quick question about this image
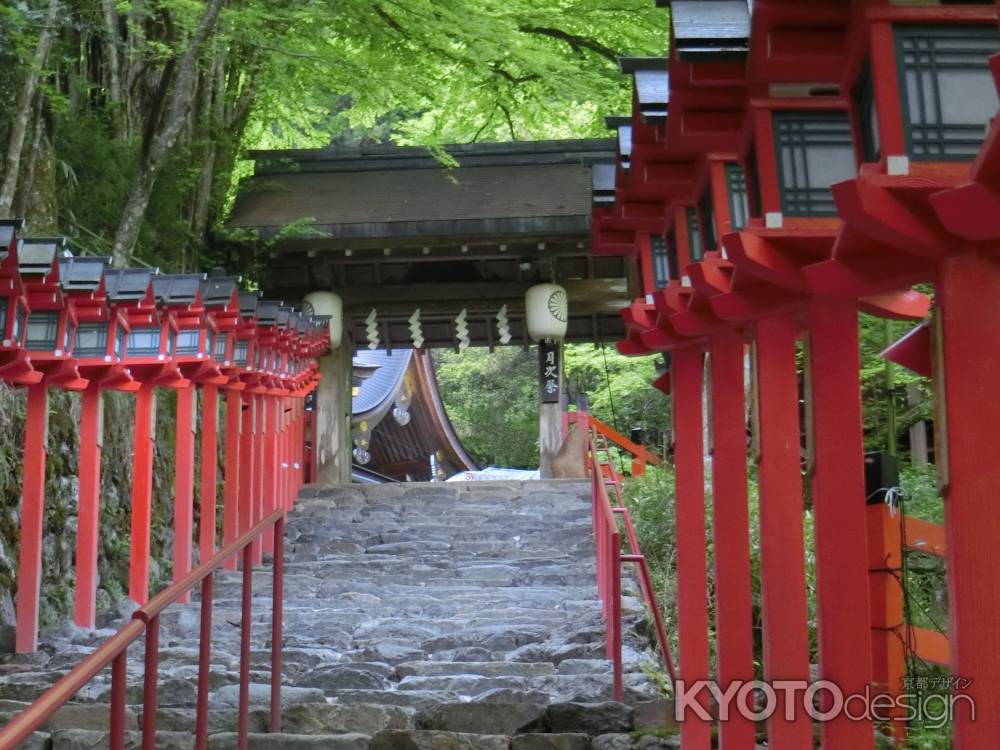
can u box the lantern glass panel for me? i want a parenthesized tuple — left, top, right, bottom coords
(114, 325, 126, 358)
(128, 326, 161, 356)
(234, 340, 249, 366)
(686, 207, 704, 262)
(773, 111, 856, 216)
(650, 235, 671, 290)
(725, 164, 750, 230)
(13, 304, 25, 343)
(0, 298, 7, 339)
(166, 331, 175, 356)
(25, 311, 59, 351)
(214, 332, 228, 360)
(75, 322, 109, 358)
(698, 186, 717, 253)
(64, 320, 75, 353)
(854, 61, 881, 163)
(896, 25, 1000, 161)
(176, 328, 200, 355)
(204, 331, 214, 357)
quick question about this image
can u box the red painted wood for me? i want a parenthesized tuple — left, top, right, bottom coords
(937, 251, 1000, 749)
(869, 22, 907, 163)
(638, 234, 656, 296)
(73, 385, 102, 628)
(251, 394, 264, 565)
(222, 388, 241, 571)
(173, 386, 195, 604)
(808, 299, 874, 750)
(262, 397, 277, 554)
(15, 383, 49, 653)
(754, 315, 812, 750)
(199, 384, 219, 564)
(672, 347, 712, 750)
(128, 382, 156, 604)
(709, 331, 756, 750)
(239, 395, 253, 545)
(867, 504, 907, 747)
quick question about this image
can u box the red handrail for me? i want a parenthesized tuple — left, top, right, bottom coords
(585, 417, 676, 702)
(569, 411, 661, 467)
(0, 507, 287, 750)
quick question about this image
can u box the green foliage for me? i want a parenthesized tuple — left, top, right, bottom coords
(432, 343, 669, 469)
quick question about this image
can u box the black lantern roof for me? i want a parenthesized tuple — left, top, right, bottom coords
(58, 255, 110, 292)
(0, 219, 23, 260)
(18, 237, 69, 276)
(105, 268, 155, 302)
(256, 300, 282, 326)
(239, 292, 260, 319)
(619, 58, 670, 123)
(201, 276, 239, 308)
(669, 1, 751, 60)
(277, 306, 294, 328)
(311, 315, 331, 334)
(152, 273, 204, 305)
(605, 116, 633, 169)
(592, 163, 617, 205)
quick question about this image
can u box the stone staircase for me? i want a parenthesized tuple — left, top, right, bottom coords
(0, 480, 677, 749)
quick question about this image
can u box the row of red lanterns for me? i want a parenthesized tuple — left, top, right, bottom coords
(0, 219, 330, 653)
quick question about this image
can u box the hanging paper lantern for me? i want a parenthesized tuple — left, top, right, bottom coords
(302, 291, 342, 348)
(525, 283, 568, 341)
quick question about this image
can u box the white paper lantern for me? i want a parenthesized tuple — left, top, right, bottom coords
(525, 283, 568, 341)
(302, 291, 343, 349)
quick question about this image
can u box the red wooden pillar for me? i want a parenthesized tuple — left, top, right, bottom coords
(936, 251, 1000, 749)
(709, 331, 756, 750)
(251, 393, 264, 564)
(199, 383, 219, 564)
(672, 347, 712, 750)
(282, 398, 291, 508)
(222, 387, 241, 571)
(867, 503, 907, 746)
(73, 385, 102, 628)
(173, 385, 196, 603)
(239, 393, 254, 544)
(808, 299, 874, 750)
(15, 383, 49, 653)
(262, 396, 276, 554)
(129, 382, 156, 604)
(754, 314, 812, 750)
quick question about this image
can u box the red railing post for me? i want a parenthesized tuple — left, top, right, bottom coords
(809, 299, 875, 750)
(672, 347, 712, 750)
(755, 315, 812, 748)
(199, 383, 219, 564)
(195, 574, 214, 750)
(141, 615, 160, 750)
(15, 382, 48, 653)
(937, 251, 1000, 748)
(270, 514, 285, 732)
(174, 385, 196, 603)
(223, 387, 242, 571)
(610, 526, 622, 702)
(129, 382, 156, 604)
(238, 544, 253, 750)
(110, 650, 127, 750)
(74, 384, 102, 629)
(708, 330, 756, 750)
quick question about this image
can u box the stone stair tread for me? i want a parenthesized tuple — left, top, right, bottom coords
(9, 480, 666, 744)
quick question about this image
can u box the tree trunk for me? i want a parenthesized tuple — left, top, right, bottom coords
(110, 0, 226, 265)
(0, 0, 60, 218)
(101, 0, 126, 139)
(13, 98, 45, 220)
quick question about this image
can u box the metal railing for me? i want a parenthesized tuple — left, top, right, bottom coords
(0, 508, 287, 750)
(583, 414, 676, 702)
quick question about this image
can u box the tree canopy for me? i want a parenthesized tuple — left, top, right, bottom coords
(0, 0, 662, 268)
